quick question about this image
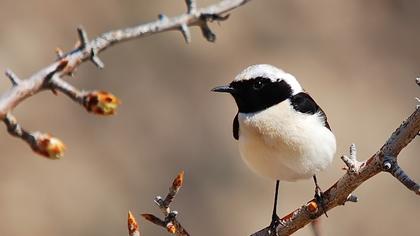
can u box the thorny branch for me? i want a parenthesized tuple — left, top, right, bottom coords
(251, 102, 420, 235)
(0, 0, 252, 158)
(131, 103, 418, 236)
(129, 171, 189, 236)
(129, 80, 418, 236)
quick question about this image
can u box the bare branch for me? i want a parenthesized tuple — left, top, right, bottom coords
(251, 106, 420, 236)
(142, 171, 190, 236)
(0, 0, 251, 119)
(0, 0, 252, 156)
(3, 113, 65, 159)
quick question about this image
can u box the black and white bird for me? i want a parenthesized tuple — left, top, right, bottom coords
(212, 64, 336, 229)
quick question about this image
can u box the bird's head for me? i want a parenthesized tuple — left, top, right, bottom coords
(212, 64, 303, 113)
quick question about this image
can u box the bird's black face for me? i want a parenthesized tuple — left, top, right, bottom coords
(212, 77, 293, 113)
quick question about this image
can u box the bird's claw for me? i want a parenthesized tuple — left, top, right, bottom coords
(314, 188, 328, 217)
(267, 214, 285, 236)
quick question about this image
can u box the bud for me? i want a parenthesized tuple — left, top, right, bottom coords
(128, 211, 140, 236)
(84, 91, 121, 115)
(172, 170, 185, 190)
(306, 201, 318, 214)
(34, 133, 66, 159)
(166, 222, 176, 234)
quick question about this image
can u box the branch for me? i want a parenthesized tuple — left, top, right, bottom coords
(140, 171, 190, 236)
(251, 106, 420, 236)
(3, 113, 65, 159)
(0, 0, 251, 157)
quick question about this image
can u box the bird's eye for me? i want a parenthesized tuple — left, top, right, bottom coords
(253, 80, 264, 90)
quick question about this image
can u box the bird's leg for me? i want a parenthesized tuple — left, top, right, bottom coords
(268, 180, 283, 235)
(313, 175, 328, 217)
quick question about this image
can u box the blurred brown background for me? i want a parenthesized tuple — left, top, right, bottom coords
(0, 0, 419, 235)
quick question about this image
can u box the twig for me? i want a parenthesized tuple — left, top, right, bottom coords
(3, 113, 65, 159)
(251, 106, 420, 236)
(141, 171, 189, 236)
(0, 0, 251, 157)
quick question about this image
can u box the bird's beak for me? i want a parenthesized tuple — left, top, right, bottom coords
(211, 85, 235, 93)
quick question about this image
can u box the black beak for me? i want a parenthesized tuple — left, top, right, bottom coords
(211, 85, 235, 93)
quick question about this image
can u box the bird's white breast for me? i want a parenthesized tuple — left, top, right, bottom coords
(237, 101, 336, 181)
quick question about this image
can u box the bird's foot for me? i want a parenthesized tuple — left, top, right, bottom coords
(267, 213, 284, 236)
(314, 187, 328, 217)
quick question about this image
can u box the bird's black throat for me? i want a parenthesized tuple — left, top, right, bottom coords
(229, 77, 293, 113)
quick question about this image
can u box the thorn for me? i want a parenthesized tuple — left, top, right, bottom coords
(158, 14, 169, 22)
(5, 69, 21, 86)
(76, 26, 89, 49)
(199, 22, 216, 42)
(55, 47, 65, 59)
(341, 143, 362, 174)
(201, 13, 230, 22)
(346, 194, 358, 203)
(180, 24, 192, 44)
(416, 77, 420, 86)
(349, 143, 357, 160)
(198, 13, 229, 42)
(51, 88, 58, 96)
(90, 48, 105, 69)
(185, 0, 197, 14)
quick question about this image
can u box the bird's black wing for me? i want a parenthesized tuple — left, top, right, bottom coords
(233, 112, 239, 140)
(290, 92, 331, 130)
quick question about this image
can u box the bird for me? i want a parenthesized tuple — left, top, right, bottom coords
(212, 64, 336, 230)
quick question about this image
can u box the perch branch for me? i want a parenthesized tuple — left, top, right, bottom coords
(0, 0, 251, 157)
(141, 171, 190, 236)
(251, 106, 420, 236)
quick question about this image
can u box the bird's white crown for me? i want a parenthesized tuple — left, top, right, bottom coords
(234, 64, 303, 95)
